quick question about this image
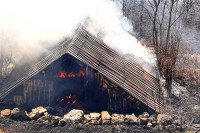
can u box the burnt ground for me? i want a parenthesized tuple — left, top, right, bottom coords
(0, 118, 170, 133)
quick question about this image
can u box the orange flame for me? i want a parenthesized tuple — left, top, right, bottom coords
(56, 70, 85, 78)
(76, 70, 85, 77)
(57, 94, 78, 107)
(57, 71, 67, 78)
(66, 95, 72, 99)
(72, 99, 77, 104)
(68, 72, 76, 78)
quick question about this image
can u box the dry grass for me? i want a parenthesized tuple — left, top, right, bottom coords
(174, 54, 200, 88)
(140, 39, 200, 88)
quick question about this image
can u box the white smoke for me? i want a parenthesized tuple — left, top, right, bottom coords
(0, 0, 156, 70)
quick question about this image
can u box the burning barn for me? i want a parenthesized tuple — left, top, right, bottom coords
(0, 27, 164, 114)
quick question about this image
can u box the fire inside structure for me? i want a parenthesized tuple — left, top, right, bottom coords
(0, 27, 164, 114)
(4, 54, 149, 114)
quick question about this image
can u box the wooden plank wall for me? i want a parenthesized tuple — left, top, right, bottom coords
(0, 26, 164, 113)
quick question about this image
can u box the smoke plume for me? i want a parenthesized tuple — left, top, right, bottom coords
(0, 0, 156, 73)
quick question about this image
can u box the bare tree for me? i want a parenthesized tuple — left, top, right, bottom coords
(140, 0, 192, 95)
(182, 0, 200, 29)
(114, 0, 197, 94)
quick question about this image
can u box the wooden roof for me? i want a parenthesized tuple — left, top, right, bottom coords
(0, 27, 164, 113)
